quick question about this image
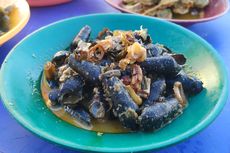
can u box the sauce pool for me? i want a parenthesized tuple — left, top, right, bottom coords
(41, 73, 129, 133)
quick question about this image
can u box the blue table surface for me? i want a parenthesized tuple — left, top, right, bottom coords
(0, 0, 230, 153)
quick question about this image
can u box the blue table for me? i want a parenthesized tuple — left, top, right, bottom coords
(0, 0, 229, 153)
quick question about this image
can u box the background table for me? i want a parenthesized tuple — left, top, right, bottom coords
(0, 0, 229, 153)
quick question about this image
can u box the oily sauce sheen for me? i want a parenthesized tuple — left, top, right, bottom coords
(41, 74, 129, 133)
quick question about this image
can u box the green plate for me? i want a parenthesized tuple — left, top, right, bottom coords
(0, 14, 228, 152)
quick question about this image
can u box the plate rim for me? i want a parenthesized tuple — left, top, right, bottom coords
(27, 0, 72, 7)
(0, 13, 229, 152)
(0, 0, 30, 45)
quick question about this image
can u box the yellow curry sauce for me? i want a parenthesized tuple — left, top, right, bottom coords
(41, 73, 129, 133)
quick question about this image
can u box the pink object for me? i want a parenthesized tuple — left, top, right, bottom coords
(105, 0, 230, 25)
(27, 0, 72, 7)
